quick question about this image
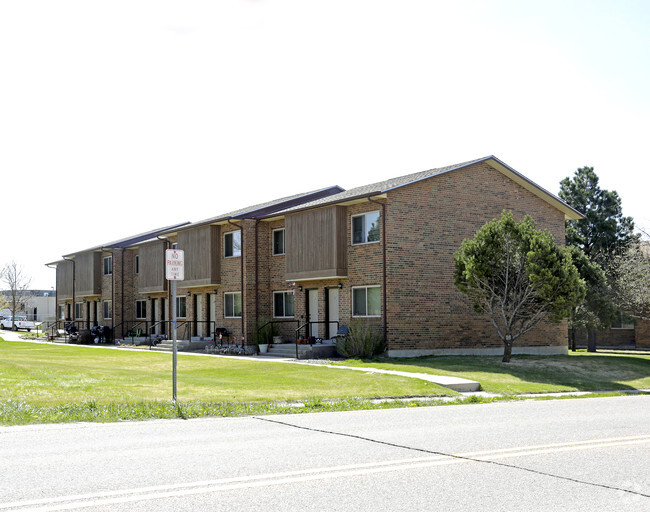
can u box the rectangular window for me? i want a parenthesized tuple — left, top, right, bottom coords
(352, 286, 381, 317)
(75, 302, 83, 319)
(175, 296, 186, 318)
(611, 312, 634, 329)
(135, 255, 140, 275)
(103, 300, 112, 320)
(224, 292, 242, 318)
(224, 230, 242, 258)
(58, 304, 65, 320)
(273, 291, 295, 318)
(272, 228, 285, 256)
(172, 242, 178, 249)
(103, 255, 113, 275)
(352, 211, 381, 245)
(136, 300, 147, 319)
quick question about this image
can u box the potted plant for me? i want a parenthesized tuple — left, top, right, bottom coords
(255, 317, 278, 353)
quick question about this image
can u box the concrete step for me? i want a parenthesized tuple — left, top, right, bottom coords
(260, 343, 337, 359)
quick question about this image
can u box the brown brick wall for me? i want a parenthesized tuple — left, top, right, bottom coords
(384, 162, 568, 353)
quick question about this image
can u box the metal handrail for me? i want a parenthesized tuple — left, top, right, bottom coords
(294, 320, 339, 359)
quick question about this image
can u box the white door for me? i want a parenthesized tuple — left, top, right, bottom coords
(153, 299, 159, 334)
(328, 288, 339, 338)
(196, 295, 204, 337)
(308, 289, 319, 338)
(209, 293, 217, 339)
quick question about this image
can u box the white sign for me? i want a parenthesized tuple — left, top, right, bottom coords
(165, 249, 185, 281)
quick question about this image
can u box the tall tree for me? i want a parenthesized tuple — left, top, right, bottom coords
(454, 212, 585, 362)
(610, 246, 650, 321)
(559, 167, 638, 262)
(1, 261, 32, 330)
(565, 246, 617, 352)
(559, 166, 639, 351)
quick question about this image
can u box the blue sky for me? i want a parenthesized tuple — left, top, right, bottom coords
(1, 0, 649, 288)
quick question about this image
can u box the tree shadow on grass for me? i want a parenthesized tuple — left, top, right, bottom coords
(365, 351, 650, 393)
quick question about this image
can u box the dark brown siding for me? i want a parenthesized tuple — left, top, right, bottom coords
(56, 261, 74, 299)
(178, 225, 220, 287)
(286, 206, 347, 281)
(139, 241, 168, 294)
(75, 252, 102, 297)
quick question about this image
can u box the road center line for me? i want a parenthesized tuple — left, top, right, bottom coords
(2, 435, 649, 511)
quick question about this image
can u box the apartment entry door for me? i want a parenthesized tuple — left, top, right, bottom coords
(327, 288, 339, 339)
(307, 289, 319, 338)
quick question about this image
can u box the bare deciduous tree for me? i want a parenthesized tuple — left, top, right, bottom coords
(1, 261, 32, 329)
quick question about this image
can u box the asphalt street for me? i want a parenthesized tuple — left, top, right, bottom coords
(1, 395, 648, 511)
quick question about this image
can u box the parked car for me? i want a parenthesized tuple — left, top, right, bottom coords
(0, 315, 35, 331)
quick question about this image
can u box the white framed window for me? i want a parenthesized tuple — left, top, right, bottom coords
(224, 230, 242, 258)
(75, 302, 83, 319)
(272, 228, 285, 256)
(175, 296, 186, 318)
(224, 292, 242, 318)
(103, 300, 112, 320)
(136, 300, 147, 319)
(352, 286, 381, 317)
(273, 291, 295, 318)
(58, 304, 65, 320)
(352, 211, 381, 245)
(135, 255, 139, 275)
(103, 255, 113, 275)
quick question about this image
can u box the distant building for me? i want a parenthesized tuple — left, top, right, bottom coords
(0, 290, 56, 322)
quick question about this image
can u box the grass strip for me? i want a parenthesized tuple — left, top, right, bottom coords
(334, 350, 650, 394)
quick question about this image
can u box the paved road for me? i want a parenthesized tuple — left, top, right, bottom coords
(1, 396, 648, 511)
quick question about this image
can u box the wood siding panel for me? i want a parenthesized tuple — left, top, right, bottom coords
(56, 261, 74, 299)
(139, 241, 167, 293)
(286, 206, 347, 281)
(75, 252, 102, 296)
(178, 225, 220, 287)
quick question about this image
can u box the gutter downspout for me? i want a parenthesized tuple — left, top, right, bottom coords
(368, 196, 388, 346)
(157, 236, 171, 334)
(63, 256, 75, 323)
(46, 263, 58, 329)
(255, 220, 260, 326)
(228, 218, 245, 343)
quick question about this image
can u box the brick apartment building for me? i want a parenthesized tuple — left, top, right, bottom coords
(48, 156, 600, 356)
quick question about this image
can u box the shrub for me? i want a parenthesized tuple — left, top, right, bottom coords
(337, 321, 386, 359)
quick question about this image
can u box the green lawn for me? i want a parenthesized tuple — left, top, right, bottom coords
(337, 350, 650, 394)
(0, 340, 450, 406)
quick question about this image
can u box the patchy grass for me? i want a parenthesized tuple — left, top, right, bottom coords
(336, 350, 650, 394)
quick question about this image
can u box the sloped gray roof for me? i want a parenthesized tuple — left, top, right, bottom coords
(187, 185, 344, 227)
(270, 155, 583, 220)
(272, 157, 486, 215)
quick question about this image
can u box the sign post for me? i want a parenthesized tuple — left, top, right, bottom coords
(165, 249, 184, 404)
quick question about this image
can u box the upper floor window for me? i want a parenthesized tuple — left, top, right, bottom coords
(352, 285, 381, 317)
(273, 291, 295, 318)
(103, 255, 113, 275)
(136, 300, 147, 319)
(352, 211, 380, 245)
(273, 228, 285, 256)
(225, 230, 242, 258)
(134, 255, 140, 275)
(224, 292, 242, 318)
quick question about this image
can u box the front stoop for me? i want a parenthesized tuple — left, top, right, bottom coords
(260, 343, 338, 360)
